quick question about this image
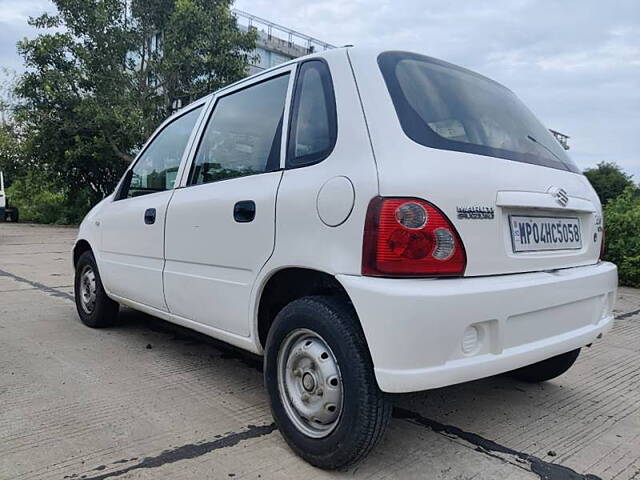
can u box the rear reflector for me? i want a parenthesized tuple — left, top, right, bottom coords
(362, 197, 466, 277)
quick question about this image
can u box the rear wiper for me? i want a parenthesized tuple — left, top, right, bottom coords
(527, 135, 566, 167)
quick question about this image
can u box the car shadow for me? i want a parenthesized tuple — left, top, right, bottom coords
(106, 307, 579, 477)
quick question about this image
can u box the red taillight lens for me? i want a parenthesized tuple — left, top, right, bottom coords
(362, 197, 467, 277)
(600, 229, 606, 260)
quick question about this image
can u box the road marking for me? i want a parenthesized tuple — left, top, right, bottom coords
(71, 423, 277, 480)
(0, 268, 73, 301)
(394, 407, 602, 480)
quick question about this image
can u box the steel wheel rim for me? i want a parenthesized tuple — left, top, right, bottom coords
(79, 265, 97, 315)
(277, 328, 344, 438)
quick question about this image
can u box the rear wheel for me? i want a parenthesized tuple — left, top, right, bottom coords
(265, 296, 391, 469)
(5, 208, 18, 222)
(510, 348, 581, 383)
(74, 250, 119, 328)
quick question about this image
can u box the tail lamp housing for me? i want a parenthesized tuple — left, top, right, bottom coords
(362, 197, 467, 277)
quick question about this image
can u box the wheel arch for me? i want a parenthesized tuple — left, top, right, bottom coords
(72, 239, 93, 269)
(255, 267, 360, 350)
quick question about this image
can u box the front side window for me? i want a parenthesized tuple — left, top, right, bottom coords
(189, 74, 290, 185)
(378, 51, 580, 173)
(125, 106, 202, 198)
(287, 60, 337, 168)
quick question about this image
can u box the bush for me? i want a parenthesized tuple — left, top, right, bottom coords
(603, 186, 640, 287)
(5, 172, 91, 225)
(584, 162, 635, 205)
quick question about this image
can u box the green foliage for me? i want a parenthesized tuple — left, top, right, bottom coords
(6, 171, 92, 224)
(603, 186, 640, 287)
(0, 124, 22, 184)
(6, 173, 64, 224)
(584, 162, 635, 205)
(13, 0, 256, 214)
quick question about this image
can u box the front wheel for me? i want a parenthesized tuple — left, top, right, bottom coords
(264, 296, 391, 469)
(74, 250, 119, 328)
(510, 348, 581, 383)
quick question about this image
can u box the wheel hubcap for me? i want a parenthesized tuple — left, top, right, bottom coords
(277, 328, 343, 438)
(79, 265, 97, 315)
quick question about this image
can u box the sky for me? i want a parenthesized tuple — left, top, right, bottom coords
(1, 0, 639, 179)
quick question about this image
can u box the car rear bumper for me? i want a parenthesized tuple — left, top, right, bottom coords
(337, 261, 617, 393)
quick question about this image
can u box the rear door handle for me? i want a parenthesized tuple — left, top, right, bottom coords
(234, 201, 255, 223)
(144, 208, 156, 225)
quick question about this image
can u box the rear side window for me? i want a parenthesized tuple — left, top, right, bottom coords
(189, 74, 289, 185)
(124, 106, 202, 198)
(378, 51, 580, 173)
(287, 60, 337, 168)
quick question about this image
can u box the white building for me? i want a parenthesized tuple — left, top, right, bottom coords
(233, 9, 334, 74)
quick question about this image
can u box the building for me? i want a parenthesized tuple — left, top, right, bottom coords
(232, 9, 335, 75)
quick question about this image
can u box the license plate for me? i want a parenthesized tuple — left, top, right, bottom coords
(509, 215, 582, 252)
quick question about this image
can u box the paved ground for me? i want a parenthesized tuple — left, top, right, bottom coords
(1, 223, 639, 480)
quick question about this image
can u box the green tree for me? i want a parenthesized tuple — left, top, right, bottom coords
(14, 0, 256, 212)
(584, 162, 635, 205)
(603, 187, 640, 287)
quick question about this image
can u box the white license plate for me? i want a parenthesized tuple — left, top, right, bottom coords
(509, 215, 582, 252)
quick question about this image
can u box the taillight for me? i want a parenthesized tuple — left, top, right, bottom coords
(362, 197, 467, 277)
(600, 228, 606, 260)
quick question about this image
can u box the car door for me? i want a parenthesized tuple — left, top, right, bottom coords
(98, 102, 205, 310)
(163, 66, 294, 336)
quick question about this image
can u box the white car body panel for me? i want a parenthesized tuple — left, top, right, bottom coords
(164, 170, 283, 336)
(99, 190, 172, 310)
(163, 64, 296, 337)
(0, 172, 6, 209)
(74, 47, 618, 393)
(339, 261, 616, 392)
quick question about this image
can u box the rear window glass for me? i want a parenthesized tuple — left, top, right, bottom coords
(287, 60, 337, 167)
(378, 51, 580, 173)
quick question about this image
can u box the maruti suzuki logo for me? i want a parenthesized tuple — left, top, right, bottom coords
(549, 187, 569, 207)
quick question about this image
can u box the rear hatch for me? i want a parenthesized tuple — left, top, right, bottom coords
(351, 49, 602, 276)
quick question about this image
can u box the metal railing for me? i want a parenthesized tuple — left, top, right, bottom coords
(549, 129, 570, 150)
(232, 9, 335, 53)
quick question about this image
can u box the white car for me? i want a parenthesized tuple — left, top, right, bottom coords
(73, 47, 617, 469)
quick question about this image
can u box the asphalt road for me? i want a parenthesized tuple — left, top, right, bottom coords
(1, 223, 639, 480)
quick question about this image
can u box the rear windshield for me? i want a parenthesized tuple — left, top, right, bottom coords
(378, 51, 580, 173)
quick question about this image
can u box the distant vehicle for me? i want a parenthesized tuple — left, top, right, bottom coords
(72, 47, 617, 469)
(0, 172, 19, 222)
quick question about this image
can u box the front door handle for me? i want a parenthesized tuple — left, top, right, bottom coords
(144, 208, 156, 225)
(234, 201, 255, 223)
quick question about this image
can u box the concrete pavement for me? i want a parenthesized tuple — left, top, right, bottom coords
(1, 223, 639, 480)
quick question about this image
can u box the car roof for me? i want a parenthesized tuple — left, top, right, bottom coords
(171, 45, 510, 119)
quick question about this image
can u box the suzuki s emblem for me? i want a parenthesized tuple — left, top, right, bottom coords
(549, 187, 569, 207)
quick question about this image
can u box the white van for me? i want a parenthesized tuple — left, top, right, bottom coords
(73, 48, 617, 468)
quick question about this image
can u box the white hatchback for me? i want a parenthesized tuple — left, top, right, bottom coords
(73, 47, 617, 468)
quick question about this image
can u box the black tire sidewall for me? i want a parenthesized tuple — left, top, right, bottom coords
(74, 251, 116, 328)
(265, 296, 384, 467)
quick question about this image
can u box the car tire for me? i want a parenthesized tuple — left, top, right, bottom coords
(74, 250, 119, 328)
(5, 208, 18, 222)
(264, 296, 391, 469)
(510, 348, 581, 383)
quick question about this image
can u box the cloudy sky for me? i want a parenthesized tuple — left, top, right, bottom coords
(1, 0, 639, 179)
